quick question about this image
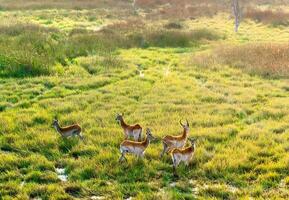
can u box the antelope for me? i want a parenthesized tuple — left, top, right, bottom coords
(52, 119, 83, 140)
(171, 138, 197, 176)
(160, 119, 189, 158)
(115, 113, 142, 141)
(119, 128, 155, 162)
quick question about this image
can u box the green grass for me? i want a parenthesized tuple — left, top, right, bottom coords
(0, 5, 289, 200)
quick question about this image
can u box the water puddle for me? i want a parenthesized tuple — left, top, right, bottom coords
(1, 150, 12, 154)
(227, 185, 239, 193)
(169, 182, 176, 187)
(91, 196, 105, 200)
(20, 181, 25, 188)
(55, 167, 68, 182)
(139, 70, 145, 78)
(279, 179, 286, 188)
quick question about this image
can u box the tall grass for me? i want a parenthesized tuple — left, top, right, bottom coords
(244, 7, 289, 26)
(143, 29, 221, 47)
(0, 22, 221, 77)
(0, 24, 63, 77)
(193, 43, 289, 78)
(146, 3, 226, 20)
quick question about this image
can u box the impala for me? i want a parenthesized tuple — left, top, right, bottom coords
(115, 113, 142, 141)
(171, 138, 197, 176)
(119, 128, 155, 162)
(160, 119, 189, 158)
(52, 119, 83, 140)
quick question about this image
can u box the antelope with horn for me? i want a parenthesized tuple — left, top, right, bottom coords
(171, 138, 197, 176)
(115, 113, 142, 141)
(52, 119, 84, 140)
(119, 128, 155, 162)
(160, 119, 189, 158)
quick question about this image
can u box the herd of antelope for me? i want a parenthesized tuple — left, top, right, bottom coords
(52, 114, 196, 176)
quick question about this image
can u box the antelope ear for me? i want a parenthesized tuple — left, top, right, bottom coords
(186, 119, 189, 127)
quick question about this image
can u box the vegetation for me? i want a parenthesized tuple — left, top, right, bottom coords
(192, 43, 289, 78)
(0, 20, 221, 77)
(244, 7, 289, 26)
(0, 1, 289, 199)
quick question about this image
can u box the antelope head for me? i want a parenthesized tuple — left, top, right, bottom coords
(51, 118, 59, 128)
(188, 138, 197, 147)
(180, 119, 189, 132)
(115, 113, 124, 123)
(146, 128, 156, 141)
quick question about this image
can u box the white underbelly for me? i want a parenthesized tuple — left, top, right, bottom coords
(174, 153, 191, 162)
(181, 154, 190, 161)
(63, 130, 77, 137)
(171, 140, 185, 149)
(126, 129, 141, 137)
(122, 146, 143, 155)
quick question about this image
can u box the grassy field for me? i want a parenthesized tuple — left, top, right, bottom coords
(0, 1, 289, 199)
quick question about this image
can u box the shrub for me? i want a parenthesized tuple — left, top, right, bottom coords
(164, 21, 183, 29)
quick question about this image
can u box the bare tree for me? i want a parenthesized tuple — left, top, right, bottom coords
(132, 0, 137, 13)
(232, 0, 241, 32)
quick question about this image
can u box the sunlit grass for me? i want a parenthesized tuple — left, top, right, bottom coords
(1, 47, 289, 199)
(0, 6, 289, 200)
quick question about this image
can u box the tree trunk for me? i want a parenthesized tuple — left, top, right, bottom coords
(232, 0, 240, 32)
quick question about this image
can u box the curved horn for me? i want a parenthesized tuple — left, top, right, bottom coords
(186, 119, 189, 126)
(179, 120, 184, 126)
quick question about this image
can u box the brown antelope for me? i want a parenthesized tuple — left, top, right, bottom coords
(160, 119, 189, 158)
(171, 138, 197, 176)
(115, 113, 142, 141)
(119, 128, 155, 162)
(52, 119, 83, 140)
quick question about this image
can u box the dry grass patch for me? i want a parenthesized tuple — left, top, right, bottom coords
(193, 43, 289, 78)
(0, 0, 130, 10)
(244, 7, 289, 26)
(146, 3, 227, 20)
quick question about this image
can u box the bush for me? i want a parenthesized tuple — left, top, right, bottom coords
(164, 21, 183, 29)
